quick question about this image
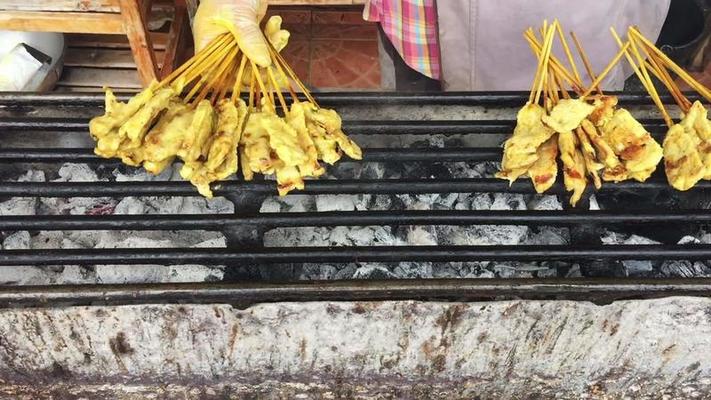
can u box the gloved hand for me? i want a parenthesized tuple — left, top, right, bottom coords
(193, 0, 271, 67)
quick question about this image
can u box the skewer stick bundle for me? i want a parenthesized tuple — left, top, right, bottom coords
(89, 16, 362, 198)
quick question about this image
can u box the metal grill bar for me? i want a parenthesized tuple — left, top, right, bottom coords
(0, 91, 701, 107)
(0, 147, 502, 163)
(0, 118, 673, 134)
(0, 210, 709, 231)
(0, 279, 708, 306)
(1, 245, 710, 266)
(0, 178, 696, 197)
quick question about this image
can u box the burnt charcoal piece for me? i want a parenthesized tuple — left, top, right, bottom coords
(596, 187, 709, 244)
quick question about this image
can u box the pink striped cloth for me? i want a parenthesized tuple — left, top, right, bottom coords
(363, 0, 441, 80)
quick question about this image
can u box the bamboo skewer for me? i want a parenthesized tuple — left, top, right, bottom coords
(268, 66, 290, 116)
(570, 31, 602, 95)
(524, 30, 584, 94)
(231, 54, 248, 104)
(582, 41, 631, 98)
(634, 36, 692, 111)
(267, 41, 317, 106)
(609, 28, 672, 127)
(157, 33, 231, 88)
(534, 24, 557, 105)
(555, 21, 582, 85)
(251, 60, 274, 111)
(629, 27, 711, 103)
(178, 35, 235, 88)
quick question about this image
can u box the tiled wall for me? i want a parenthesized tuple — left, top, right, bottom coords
(268, 7, 382, 90)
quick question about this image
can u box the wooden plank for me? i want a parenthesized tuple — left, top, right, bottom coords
(0, 11, 124, 34)
(0, 0, 120, 12)
(140, 0, 153, 20)
(119, 0, 158, 85)
(66, 32, 169, 50)
(160, 0, 188, 78)
(65, 47, 164, 68)
(58, 67, 142, 89)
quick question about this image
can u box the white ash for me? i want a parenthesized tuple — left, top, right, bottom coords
(0, 163, 228, 285)
(1, 155, 710, 283)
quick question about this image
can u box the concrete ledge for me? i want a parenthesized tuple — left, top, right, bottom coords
(0, 298, 708, 398)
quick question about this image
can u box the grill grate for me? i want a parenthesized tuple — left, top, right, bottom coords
(0, 91, 709, 306)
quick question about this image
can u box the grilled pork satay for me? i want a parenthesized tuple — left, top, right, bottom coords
(497, 22, 558, 186)
(601, 108, 662, 182)
(181, 99, 247, 198)
(496, 103, 555, 183)
(89, 16, 361, 198)
(287, 101, 325, 178)
(558, 130, 587, 206)
(90, 82, 158, 154)
(575, 126, 603, 189)
(142, 102, 194, 174)
(527, 134, 559, 193)
(580, 119, 627, 182)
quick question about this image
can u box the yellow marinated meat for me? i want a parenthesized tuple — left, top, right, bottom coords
(588, 95, 618, 127)
(527, 134, 558, 193)
(663, 123, 704, 191)
(240, 145, 254, 181)
(141, 102, 194, 174)
(600, 108, 662, 182)
(288, 102, 325, 178)
(242, 112, 278, 174)
(542, 98, 595, 133)
(681, 101, 711, 179)
(90, 82, 157, 147)
(265, 113, 308, 167)
(275, 164, 304, 196)
(205, 99, 247, 174)
(558, 131, 587, 206)
(575, 126, 604, 189)
(309, 121, 341, 165)
(304, 105, 362, 161)
(118, 87, 176, 151)
(181, 99, 247, 198)
(177, 100, 215, 162)
(580, 119, 627, 182)
(496, 103, 554, 183)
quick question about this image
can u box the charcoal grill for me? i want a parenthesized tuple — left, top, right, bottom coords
(0, 91, 710, 307)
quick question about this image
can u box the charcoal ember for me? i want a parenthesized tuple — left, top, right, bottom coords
(528, 195, 563, 211)
(601, 232, 659, 276)
(393, 262, 433, 278)
(2, 231, 30, 249)
(353, 264, 395, 279)
(114, 197, 147, 214)
(260, 197, 282, 213)
(357, 162, 386, 179)
(528, 227, 569, 245)
(406, 226, 438, 245)
(660, 261, 711, 278)
(316, 195, 357, 212)
(333, 264, 357, 280)
(301, 264, 339, 280)
(435, 193, 459, 209)
(494, 263, 534, 278)
(0, 170, 44, 216)
(41, 163, 111, 215)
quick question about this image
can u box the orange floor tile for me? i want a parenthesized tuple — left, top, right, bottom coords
(270, 7, 381, 90)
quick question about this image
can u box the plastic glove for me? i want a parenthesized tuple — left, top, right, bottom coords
(193, 0, 271, 67)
